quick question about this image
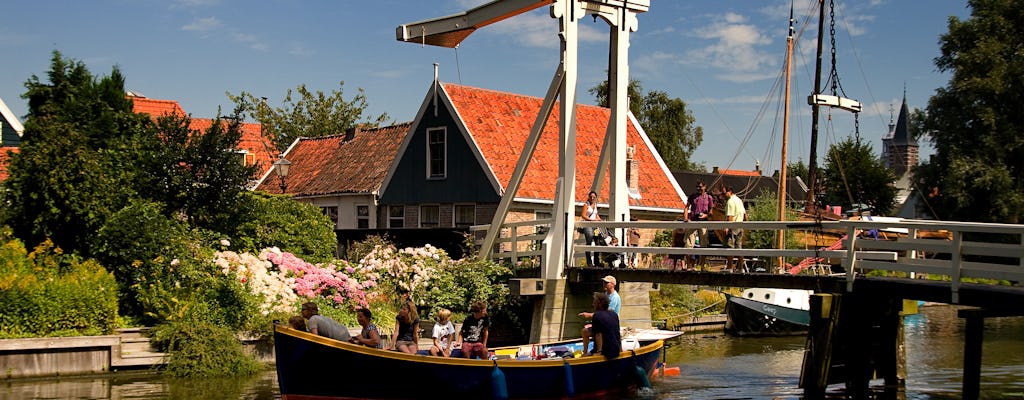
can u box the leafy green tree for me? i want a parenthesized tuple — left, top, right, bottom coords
(589, 79, 704, 171)
(2, 51, 140, 254)
(228, 82, 390, 151)
(821, 137, 897, 216)
(788, 159, 809, 185)
(131, 111, 258, 231)
(913, 0, 1024, 223)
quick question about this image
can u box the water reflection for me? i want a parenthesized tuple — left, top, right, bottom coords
(1, 370, 280, 400)
(3, 305, 1022, 399)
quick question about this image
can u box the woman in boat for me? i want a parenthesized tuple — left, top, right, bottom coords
(391, 301, 420, 354)
(349, 308, 382, 348)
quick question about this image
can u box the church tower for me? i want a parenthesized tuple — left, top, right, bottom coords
(882, 93, 919, 177)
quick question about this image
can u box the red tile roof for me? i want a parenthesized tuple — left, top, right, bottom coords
(441, 83, 685, 210)
(0, 147, 19, 181)
(256, 123, 412, 195)
(130, 95, 276, 176)
(717, 169, 762, 177)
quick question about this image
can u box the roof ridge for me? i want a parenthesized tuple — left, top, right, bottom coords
(441, 82, 613, 113)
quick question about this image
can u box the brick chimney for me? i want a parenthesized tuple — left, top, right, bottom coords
(344, 124, 363, 142)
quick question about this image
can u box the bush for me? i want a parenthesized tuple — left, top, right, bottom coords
(649, 284, 728, 330)
(92, 200, 197, 319)
(151, 309, 262, 378)
(231, 192, 338, 264)
(0, 233, 118, 338)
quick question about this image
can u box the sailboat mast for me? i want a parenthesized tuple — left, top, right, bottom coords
(805, 0, 826, 212)
(777, 2, 795, 270)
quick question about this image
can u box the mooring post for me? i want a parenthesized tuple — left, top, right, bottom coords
(960, 309, 984, 400)
(878, 299, 909, 396)
(800, 293, 840, 398)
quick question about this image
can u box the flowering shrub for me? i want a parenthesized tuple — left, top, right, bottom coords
(213, 249, 297, 315)
(261, 247, 372, 309)
(360, 244, 446, 306)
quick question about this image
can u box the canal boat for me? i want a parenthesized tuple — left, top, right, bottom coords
(724, 288, 811, 336)
(273, 324, 664, 399)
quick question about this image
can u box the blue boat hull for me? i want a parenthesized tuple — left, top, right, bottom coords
(274, 325, 663, 399)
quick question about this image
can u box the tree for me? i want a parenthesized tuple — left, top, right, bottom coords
(2, 51, 140, 253)
(589, 79, 704, 171)
(821, 137, 897, 216)
(228, 82, 390, 152)
(787, 159, 809, 185)
(130, 111, 258, 231)
(913, 0, 1024, 223)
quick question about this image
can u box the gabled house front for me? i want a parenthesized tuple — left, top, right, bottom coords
(378, 79, 687, 250)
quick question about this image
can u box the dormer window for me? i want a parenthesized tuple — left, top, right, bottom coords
(427, 127, 446, 179)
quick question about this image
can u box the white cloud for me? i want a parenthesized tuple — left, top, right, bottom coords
(233, 32, 268, 52)
(181, 16, 222, 32)
(288, 45, 314, 57)
(686, 13, 774, 73)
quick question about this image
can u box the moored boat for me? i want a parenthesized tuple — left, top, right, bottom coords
(724, 288, 811, 336)
(273, 324, 664, 399)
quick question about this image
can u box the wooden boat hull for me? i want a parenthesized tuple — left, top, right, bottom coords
(274, 325, 663, 399)
(724, 293, 810, 336)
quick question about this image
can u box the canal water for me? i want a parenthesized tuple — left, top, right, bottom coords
(3, 304, 1022, 399)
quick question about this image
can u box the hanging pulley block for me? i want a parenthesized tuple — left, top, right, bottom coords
(807, 94, 862, 113)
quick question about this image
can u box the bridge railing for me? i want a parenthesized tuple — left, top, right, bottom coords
(469, 219, 551, 265)
(577, 220, 899, 269)
(839, 219, 1024, 303)
(471, 219, 1023, 303)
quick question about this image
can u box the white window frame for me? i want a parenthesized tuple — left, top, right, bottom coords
(356, 205, 370, 229)
(427, 127, 447, 179)
(388, 205, 405, 228)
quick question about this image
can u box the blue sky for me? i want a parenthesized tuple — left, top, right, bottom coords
(1, 1, 969, 172)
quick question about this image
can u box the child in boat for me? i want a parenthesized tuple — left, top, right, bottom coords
(429, 308, 457, 357)
(459, 301, 490, 359)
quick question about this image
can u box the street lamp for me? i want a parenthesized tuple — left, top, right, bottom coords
(272, 155, 291, 194)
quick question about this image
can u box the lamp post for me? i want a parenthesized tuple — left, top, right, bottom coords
(272, 155, 291, 194)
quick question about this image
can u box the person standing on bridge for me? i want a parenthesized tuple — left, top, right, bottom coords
(580, 191, 602, 267)
(685, 180, 715, 270)
(724, 185, 747, 272)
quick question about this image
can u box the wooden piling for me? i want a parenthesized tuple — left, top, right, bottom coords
(959, 309, 985, 400)
(800, 293, 840, 398)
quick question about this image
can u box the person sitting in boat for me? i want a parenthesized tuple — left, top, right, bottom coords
(582, 292, 621, 357)
(288, 315, 307, 331)
(349, 307, 382, 349)
(579, 275, 621, 354)
(301, 302, 351, 342)
(429, 308, 457, 357)
(391, 300, 420, 354)
(458, 301, 490, 359)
